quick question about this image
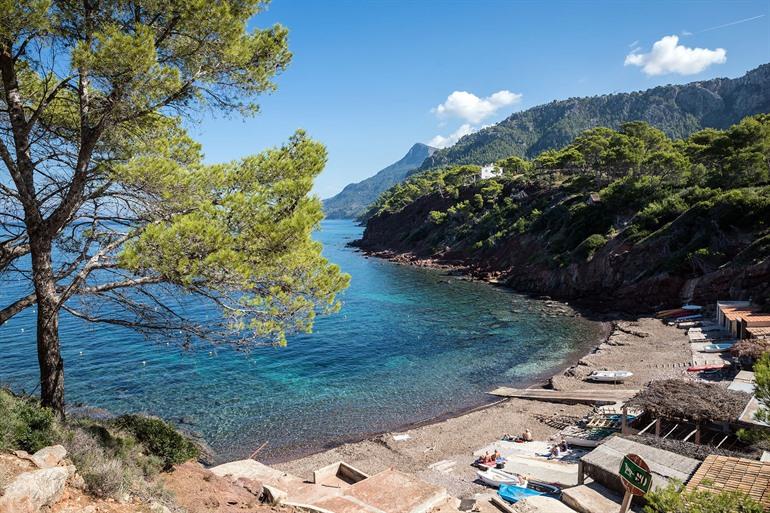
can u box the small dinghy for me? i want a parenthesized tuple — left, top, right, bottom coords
(588, 370, 633, 383)
(498, 484, 542, 503)
(687, 362, 731, 372)
(476, 468, 527, 488)
(527, 480, 562, 497)
(700, 343, 734, 353)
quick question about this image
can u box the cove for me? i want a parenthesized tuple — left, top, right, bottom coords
(0, 219, 603, 463)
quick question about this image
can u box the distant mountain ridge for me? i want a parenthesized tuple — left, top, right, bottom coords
(418, 63, 770, 171)
(323, 143, 436, 219)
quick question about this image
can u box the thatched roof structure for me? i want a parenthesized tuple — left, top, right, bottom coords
(731, 338, 770, 360)
(628, 379, 751, 423)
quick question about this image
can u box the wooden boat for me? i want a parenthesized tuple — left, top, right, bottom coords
(527, 480, 561, 497)
(588, 370, 633, 382)
(666, 314, 703, 325)
(498, 484, 542, 503)
(687, 362, 731, 372)
(700, 343, 734, 353)
(476, 468, 527, 488)
(656, 308, 687, 319)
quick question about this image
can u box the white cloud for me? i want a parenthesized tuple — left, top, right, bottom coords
(624, 35, 726, 76)
(428, 123, 477, 149)
(432, 90, 522, 124)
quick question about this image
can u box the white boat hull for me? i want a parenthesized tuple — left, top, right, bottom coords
(477, 468, 527, 488)
(588, 371, 633, 382)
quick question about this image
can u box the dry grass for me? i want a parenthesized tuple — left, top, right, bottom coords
(731, 339, 770, 360)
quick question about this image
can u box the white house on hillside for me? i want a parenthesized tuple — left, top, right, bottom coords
(480, 164, 503, 180)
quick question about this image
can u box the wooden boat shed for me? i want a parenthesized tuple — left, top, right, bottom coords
(578, 436, 700, 495)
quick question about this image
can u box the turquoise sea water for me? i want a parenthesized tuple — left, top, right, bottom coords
(0, 220, 603, 462)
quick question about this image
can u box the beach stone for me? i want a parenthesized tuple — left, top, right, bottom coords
(0, 466, 70, 513)
(30, 445, 67, 468)
(262, 484, 287, 505)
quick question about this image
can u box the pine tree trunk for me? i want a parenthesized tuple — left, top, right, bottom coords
(30, 237, 65, 417)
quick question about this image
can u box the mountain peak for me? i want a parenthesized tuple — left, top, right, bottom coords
(323, 143, 434, 219)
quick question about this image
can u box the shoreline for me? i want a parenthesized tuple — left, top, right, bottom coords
(270, 250, 692, 499)
(273, 316, 692, 499)
(260, 285, 613, 467)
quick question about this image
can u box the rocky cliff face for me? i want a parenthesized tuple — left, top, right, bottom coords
(357, 187, 770, 312)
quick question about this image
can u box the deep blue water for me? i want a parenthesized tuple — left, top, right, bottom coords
(0, 220, 602, 462)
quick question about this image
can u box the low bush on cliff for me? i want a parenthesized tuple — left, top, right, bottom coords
(0, 389, 198, 501)
(0, 389, 59, 453)
(114, 415, 199, 470)
(643, 481, 763, 513)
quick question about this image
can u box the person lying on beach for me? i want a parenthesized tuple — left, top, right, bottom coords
(548, 444, 561, 458)
(558, 437, 569, 452)
(502, 428, 533, 443)
(477, 451, 495, 465)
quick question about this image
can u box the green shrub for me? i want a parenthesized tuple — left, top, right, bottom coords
(643, 481, 763, 513)
(573, 234, 607, 261)
(114, 415, 198, 469)
(0, 389, 58, 453)
(428, 210, 447, 224)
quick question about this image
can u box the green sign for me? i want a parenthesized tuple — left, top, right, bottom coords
(619, 454, 652, 496)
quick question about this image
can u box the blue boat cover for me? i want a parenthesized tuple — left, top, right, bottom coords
(498, 483, 543, 503)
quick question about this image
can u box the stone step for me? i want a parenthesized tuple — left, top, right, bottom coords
(428, 459, 457, 473)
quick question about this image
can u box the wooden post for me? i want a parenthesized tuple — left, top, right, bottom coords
(578, 460, 585, 485)
(655, 418, 661, 437)
(619, 491, 633, 513)
(695, 421, 701, 445)
(621, 405, 628, 435)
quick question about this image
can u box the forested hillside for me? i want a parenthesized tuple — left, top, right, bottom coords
(358, 115, 770, 311)
(419, 64, 770, 171)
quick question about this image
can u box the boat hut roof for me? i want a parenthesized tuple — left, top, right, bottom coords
(628, 379, 751, 423)
(747, 327, 770, 338)
(723, 306, 760, 321)
(581, 436, 700, 493)
(687, 455, 770, 510)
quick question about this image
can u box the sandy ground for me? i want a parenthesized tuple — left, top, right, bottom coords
(275, 317, 694, 500)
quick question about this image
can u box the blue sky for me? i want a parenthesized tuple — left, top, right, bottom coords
(189, 0, 770, 199)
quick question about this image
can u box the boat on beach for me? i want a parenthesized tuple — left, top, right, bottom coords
(687, 362, 731, 372)
(700, 343, 735, 353)
(497, 481, 561, 503)
(588, 370, 633, 382)
(476, 468, 528, 488)
(498, 483, 542, 503)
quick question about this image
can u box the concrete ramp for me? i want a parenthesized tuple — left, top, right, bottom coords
(307, 468, 450, 513)
(518, 495, 578, 513)
(475, 441, 580, 486)
(489, 388, 638, 405)
(562, 483, 623, 513)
